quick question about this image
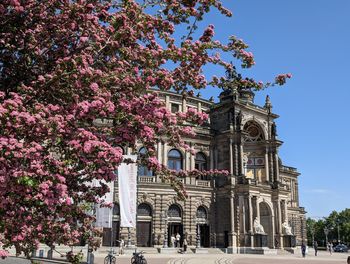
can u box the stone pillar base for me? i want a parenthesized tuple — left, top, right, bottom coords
(192, 248, 208, 254)
(158, 248, 179, 254)
(240, 247, 278, 255)
(225, 247, 239, 254)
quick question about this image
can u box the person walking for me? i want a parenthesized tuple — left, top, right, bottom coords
(301, 243, 306, 258)
(328, 242, 333, 255)
(183, 237, 188, 253)
(171, 234, 175, 248)
(118, 238, 125, 255)
(313, 241, 318, 256)
(347, 256, 350, 264)
(176, 233, 181, 248)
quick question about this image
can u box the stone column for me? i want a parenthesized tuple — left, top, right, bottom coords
(165, 95, 170, 109)
(295, 182, 300, 206)
(269, 152, 274, 182)
(198, 102, 202, 113)
(163, 142, 168, 166)
(229, 139, 234, 175)
(155, 195, 162, 246)
(248, 195, 254, 247)
(282, 200, 288, 223)
(185, 149, 190, 185)
(238, 195, 247, 247)
(190, 145, 195, 185)
(274, 153, 280, 182)
(264, 148, 269, 182)
(255, 197, 260, 221)
(182, 97, 187, 112)
(209, 148, 214, 170)
(156, 141, 162, 183)
(276, 199, 283, 248)
(239, 144, 244, 175)
(229, 192, 237, 249)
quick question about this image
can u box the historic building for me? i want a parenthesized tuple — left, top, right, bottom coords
(103, 88, 306, 253)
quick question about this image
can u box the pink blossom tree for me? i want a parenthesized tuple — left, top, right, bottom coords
(0, 0, 291, 257)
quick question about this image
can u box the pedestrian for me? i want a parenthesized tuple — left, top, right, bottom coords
(117, 238, 124, 255)
(171, 234, 175, 248)
(313, 241, 318, 256)
(328, 242, 333, 255)
(347, 256, 350, 264)
(183, 237, 188, 253)
(301, 243, 306, 258)
(176, 233, 181, 248)
(274, 237, 279, 248)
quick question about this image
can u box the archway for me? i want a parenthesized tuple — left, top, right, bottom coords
(136, 203, 153, 247)
(196, 206, 210, 247)
(167, 204, 183, 247)
(102, 203, 120, 247)
(259, 202, 273, 248)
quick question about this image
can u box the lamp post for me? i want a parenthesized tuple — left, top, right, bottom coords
(160, 210, 168, 248)
(324, 227, 329, 246)
(336, 219, 341, 243)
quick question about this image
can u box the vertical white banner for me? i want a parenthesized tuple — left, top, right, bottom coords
(118, 155, 137, 228)
(94, 179, 114, 228)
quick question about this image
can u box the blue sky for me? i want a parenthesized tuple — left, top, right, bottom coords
(192, 0, 350, 217)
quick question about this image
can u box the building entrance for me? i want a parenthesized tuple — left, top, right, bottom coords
(137, 221, 152, 247)
(259, 202, 273, 248)
(199, 224, 210, 247)
(168, 223, 183, 247)
(102, 221, 120, 246)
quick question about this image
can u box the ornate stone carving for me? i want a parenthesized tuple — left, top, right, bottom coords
(254, 217, 265, 234)
(282, 221, 293, 235)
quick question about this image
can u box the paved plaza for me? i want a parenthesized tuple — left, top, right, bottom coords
(1, 250, 349, 264)
(100, 251, 349, 264)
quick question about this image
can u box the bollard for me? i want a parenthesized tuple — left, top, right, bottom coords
(87, 252, 94, 264)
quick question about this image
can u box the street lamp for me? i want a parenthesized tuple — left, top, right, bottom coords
(160, 210, 168, 248)
(335, 219, 341, 243)
(324, 227, 329, 246)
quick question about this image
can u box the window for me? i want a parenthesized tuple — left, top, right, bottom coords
(137, 203, 152, 216)
(138, 147, 153, 176)
(168, 204, 181, 218)
(246, 157, 266, 182)
(196, 206, 207, 219)
(167, 149, 183, 171)
(243, 121, 264, 142)
(195, 152, 207, 171)
(195, 152, 209, 180)
(171, 103, 180, 113)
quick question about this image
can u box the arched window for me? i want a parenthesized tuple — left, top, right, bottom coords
(137, 203, 152, 216)
(168, 204, 182, 218)
(195, 152, 207, 171)
(167, 149, 183, 171)
(138, 147, 153, 176)
(196, 206, 207, 220)
(243, 121, 264, 142)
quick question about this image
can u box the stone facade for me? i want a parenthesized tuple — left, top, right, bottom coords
(104, 89, 306, 252)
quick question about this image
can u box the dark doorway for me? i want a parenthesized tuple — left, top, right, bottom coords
(224, 231, 229, 248)
(102, 221, 120, 246)
(200, 224, 210, 247)
(168, 223, 183, 247)
(137, 221, 152, 247)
